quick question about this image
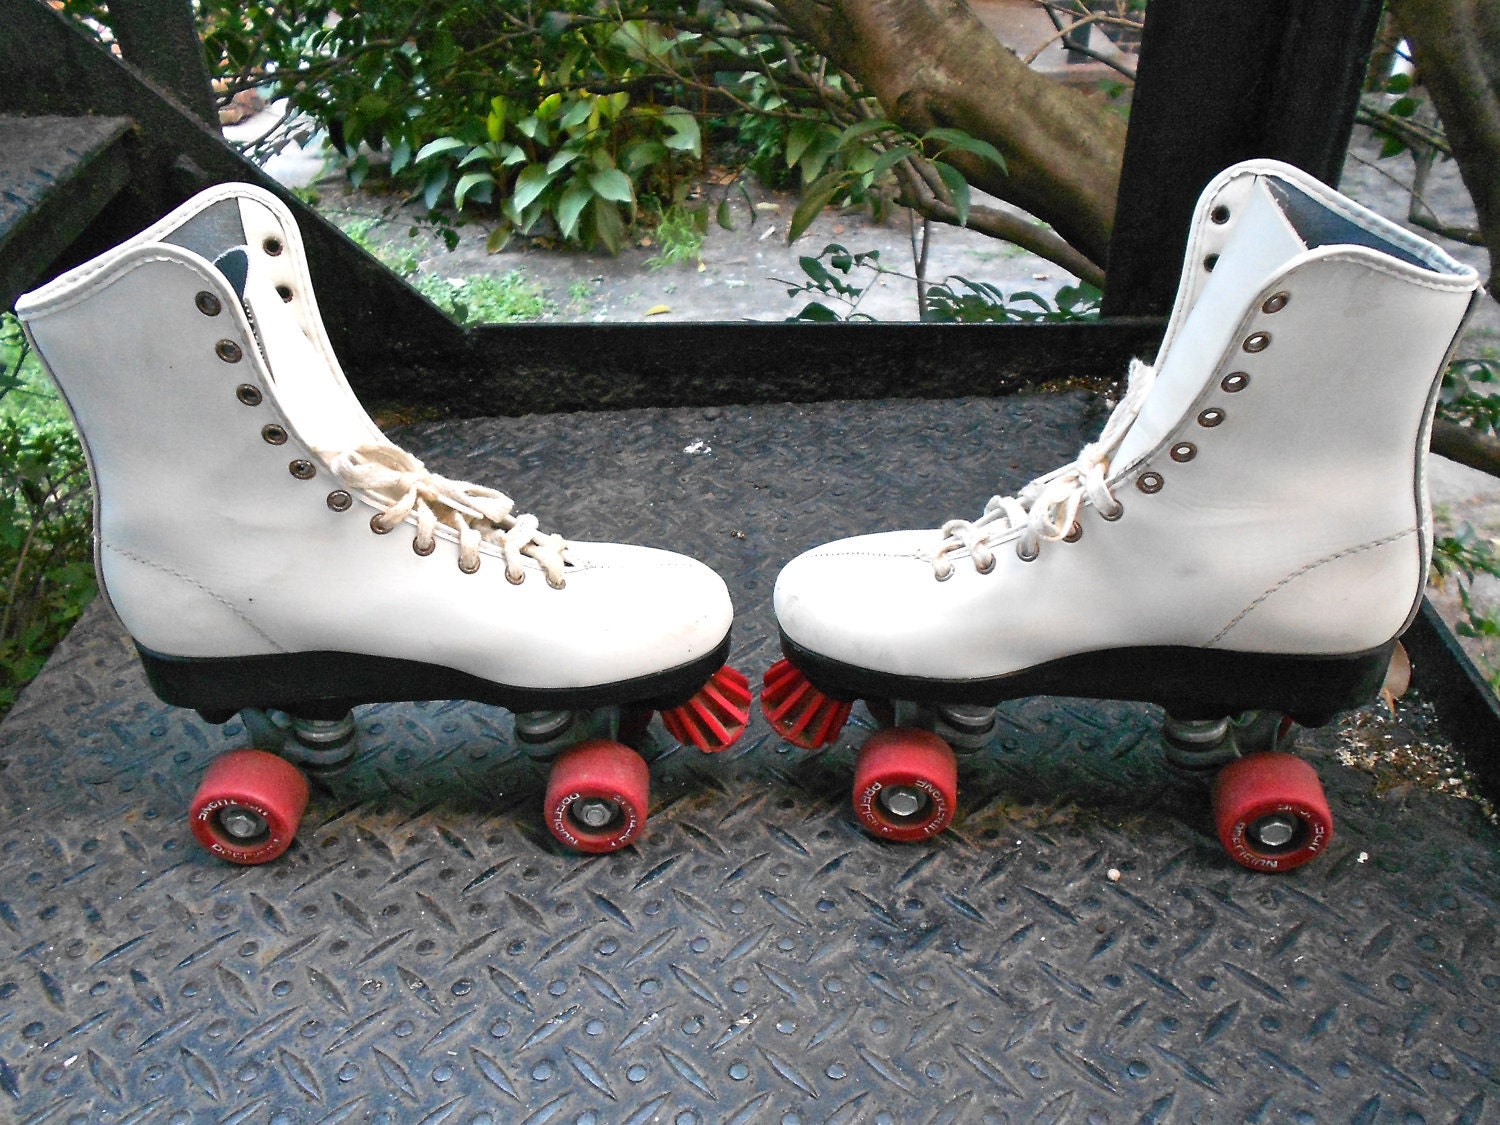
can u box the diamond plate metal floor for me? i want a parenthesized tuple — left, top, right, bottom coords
(3, 393, 1499, 1124)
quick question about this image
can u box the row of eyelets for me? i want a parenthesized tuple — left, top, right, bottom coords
(1203, 202, 1232, 270)
(1135, 289, 1287, 499)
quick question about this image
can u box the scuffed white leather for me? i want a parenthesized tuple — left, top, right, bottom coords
(17, 194, 734, 692)
(774, 160, 1479, 682)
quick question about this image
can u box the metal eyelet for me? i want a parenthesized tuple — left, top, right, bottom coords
(1015, 543, 1038, 563)
(1137, 472, 1164, 494)
(1242, 332, 1271, 353)
(261, 424, 288, 445)
(1063, 522, 1083, 543)
(412, 537, 436, 557)
(1197, 408, 1225, 428)
(1210, 205, 1231, 225)
(276, 285, 294, 303)
(236, 384, 263, 407)
(195, 291, 222, 316)
(216, 340, 244, 363)
(1221, 372, 1249, 393)
(1261, 291, 1289, 314)
(1203, 254, 1219, 272)
(1170, 442, 1197, 463)
(326, 491, 352, 512)
(460, 556, 483, 576)
(547, 575, 567, 591)
(288, 459, 316, 480)
(1100, 501, 1124, 522)
(263, 237, 284, 257)
(369, 514, 393, 535)
(976, 552, 997, 574)
(934, 565, 954, 582)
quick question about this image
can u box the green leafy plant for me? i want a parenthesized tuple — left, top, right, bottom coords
(0, 314, 96, 719)
(1438, 355, 1500, 433)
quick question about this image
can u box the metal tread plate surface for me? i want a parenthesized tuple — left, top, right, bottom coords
(2, 393, 1498, 1124)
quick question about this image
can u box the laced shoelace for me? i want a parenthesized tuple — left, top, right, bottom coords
(323, 442, 570, 587)
(927, 359, 1157, 580)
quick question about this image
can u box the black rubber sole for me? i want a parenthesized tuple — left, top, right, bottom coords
(780, 630, 1394, 728)
(138, 633, 733, 724)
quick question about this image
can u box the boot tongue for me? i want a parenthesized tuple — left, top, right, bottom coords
(213, 247, 250, 296)
(1110, 176, 1308, 474)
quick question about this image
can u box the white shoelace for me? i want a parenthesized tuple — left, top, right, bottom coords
(927, 359, 1157, 580)
(323, 442, 570, 587)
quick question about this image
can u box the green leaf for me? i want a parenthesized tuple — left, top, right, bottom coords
(787, 169, 843, 244)
(621, 139, 669, 173)
(837, 118, 901, 149)
(590, 195, 626, 254)
(389, 138, 412, 176)
(785, 120, 822, 169)
(414, 136, 469, 163)
(546, 147, 584, 174)
(923, 127, 1007, 173)
(486, 225, 514, 254)
(662, 109, 701, 154)
(560, 96, 593, 129)
(454, 171, 495, 209)
(512, 163, 558, 211)
(556, 180, 593, 240)
(715, 197, 735, 231)
(935, 161, 971, 226)
(587, 168, 634, 204)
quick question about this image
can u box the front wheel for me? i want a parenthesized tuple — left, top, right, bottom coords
(1212, 751, 1332, 872)
(190, 749, 309, 864)
(852, 729, 958, 842)
(545, 739, 650, 853)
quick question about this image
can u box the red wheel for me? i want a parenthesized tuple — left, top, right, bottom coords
(761, 658, 853, 750)
(545, 739, 650, 853)
(190, 749, 309, 864)
(852, 728, 958, 841)
(660, 665, 752, 753)
(1213, 751, 1333, 872)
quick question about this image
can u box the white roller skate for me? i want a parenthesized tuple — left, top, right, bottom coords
(17, 184, 750, 863)
(763, 159, 1480, 871)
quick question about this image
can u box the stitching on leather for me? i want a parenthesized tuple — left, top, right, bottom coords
(103, 542, 284, 650)
(1210, 528, 1416, 645)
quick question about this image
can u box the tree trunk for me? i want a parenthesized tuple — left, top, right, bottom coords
(769, 0, 1127, 270)
(1390, 0, 1500, 297)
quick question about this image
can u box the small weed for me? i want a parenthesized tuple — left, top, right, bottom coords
(646, 204, 708, 271)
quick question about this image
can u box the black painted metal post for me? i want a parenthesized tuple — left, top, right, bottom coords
(107, 0, 219, 130)
(1101, 0, 1385, 318)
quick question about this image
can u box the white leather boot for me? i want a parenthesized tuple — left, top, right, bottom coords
(764, 159, 1480, 870)
(17, 184, 749, 862)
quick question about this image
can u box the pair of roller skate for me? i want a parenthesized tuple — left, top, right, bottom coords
(16, 160, 1478, 871)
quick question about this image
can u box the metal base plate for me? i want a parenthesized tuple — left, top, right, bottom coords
(2, 394, 1498, 1122)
